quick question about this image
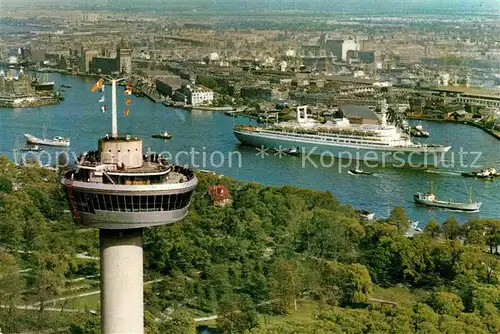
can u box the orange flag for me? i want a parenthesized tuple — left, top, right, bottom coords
(124, 88, 132, 95)
(126, 98, 131, 105)
(91, 79, 103, 92)
(124, 109, 129, 115)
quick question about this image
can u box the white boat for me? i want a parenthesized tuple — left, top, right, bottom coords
(151, 131, 172, 139)
(411, 124, 430, 137)
(357, 209, 375, 220)
(410, 220, 422, 232)
(234, 100, 451, 167)
(24, 134, 70, 147)
(283, 147, 300, 156)
(348, 168, 374, 176)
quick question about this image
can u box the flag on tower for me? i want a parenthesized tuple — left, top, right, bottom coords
(101, 105, 106, 113)
(98, 95, 105, 103)
(99, 85, 105, 93)
(124, 108, 129, 115)
(124, 87, 132, 95)
(91, 78, 104, 92)
(125, 98, 131, 105)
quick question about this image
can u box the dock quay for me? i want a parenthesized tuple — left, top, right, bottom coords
(192, 106, 235, 111)
(143, 89, 163, 103)
(0, 95, 60, 108)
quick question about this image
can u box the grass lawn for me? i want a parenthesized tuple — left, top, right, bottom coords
(52, 292, 101, 310)
(262, 300, 320, 327)
(371, 285, 428, 306)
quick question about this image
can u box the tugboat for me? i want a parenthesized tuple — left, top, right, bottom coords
(21, 145, 43, 152)
(462, 167, 498, 179)
(348, 168, 374, 176)
(151, 131, 172, 139)
(410, 124, 430, 138)
(413, 182, 481, 212)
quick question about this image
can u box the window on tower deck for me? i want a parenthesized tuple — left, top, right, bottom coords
(132, 196, 141, 212)
(110, 195, 119, 211)
(117, 195, 126, 212)
(125, 196, 133, 212)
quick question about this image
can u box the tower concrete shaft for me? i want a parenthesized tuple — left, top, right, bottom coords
(100, 229, 144, 334)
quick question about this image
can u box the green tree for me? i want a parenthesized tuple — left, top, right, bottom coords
(299, 209, 364, 261)
(442, 217, 461, 240)
(145, 310, 160, 334)
(68, 316, 101, 334)
(388, 207, 409, 234)
(160, 310, 195, 334)
(268, 259, 301, 314)
(0, 251, 25, 333)
(426, 292, 464, 317)
(485, 219, 500, 254)
(361, 231, 406, 285)
(197, 76, 218, 90)
(463, 219, 487, 246)
(216, 294, 259, 333)
(412, 302, 440, 333)
(319, 261, 372, 306)
(339, 264, 372, 305)
(28, 252, 70, 324)
(0, 175, 13, 193)
(424, 219, 441, 238)
(437, 315, 465, 333)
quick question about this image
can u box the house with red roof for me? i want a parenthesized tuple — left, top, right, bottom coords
(207, 185, 232, 207)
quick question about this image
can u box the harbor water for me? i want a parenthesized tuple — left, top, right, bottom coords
(0, 71, 499, 224)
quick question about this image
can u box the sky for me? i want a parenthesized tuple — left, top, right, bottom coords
(0, 0, 498, 15)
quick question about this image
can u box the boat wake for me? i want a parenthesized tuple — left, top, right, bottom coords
(425, 169, 462, 176)
(443, 208, 480, 213)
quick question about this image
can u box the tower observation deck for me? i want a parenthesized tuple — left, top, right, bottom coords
(61, 78, 197, 333)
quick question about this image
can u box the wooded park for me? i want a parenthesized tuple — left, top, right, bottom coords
(0, 155, 498, 333)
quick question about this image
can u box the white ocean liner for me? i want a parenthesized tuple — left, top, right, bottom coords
(234, 101, 451, 167)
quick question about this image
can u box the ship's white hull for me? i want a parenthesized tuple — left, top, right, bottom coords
(234, 129, 450, 167)
(413, 196, 481, 212)
(24, 134, 70, 147)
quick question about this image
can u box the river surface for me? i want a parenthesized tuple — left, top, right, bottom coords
(0, 70, 499, 224)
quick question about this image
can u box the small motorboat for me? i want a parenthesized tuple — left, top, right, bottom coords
(410, 220, 422, 232)
(199, 169, 216, 175)
(61, 84, 72, 88)
(151, 131, 172, 139)
(21, 145, 43, 152)
(283, 147, 300, 156)
(357, 210, 375, 220)
(410, 124, 430, 138)
(348, 168, 373, 176)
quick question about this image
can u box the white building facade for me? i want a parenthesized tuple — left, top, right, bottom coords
(188, 87, 214, 106)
